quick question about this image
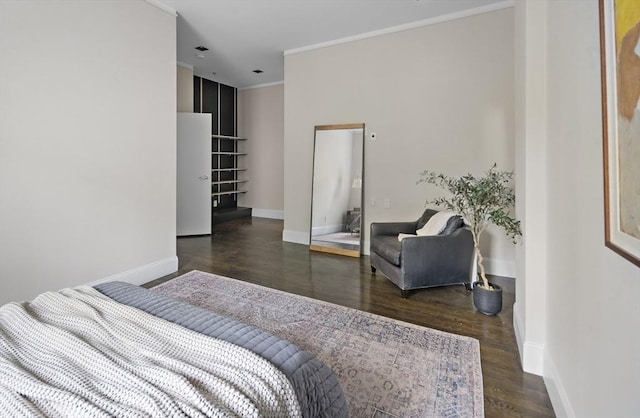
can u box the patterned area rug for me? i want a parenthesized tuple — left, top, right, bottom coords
(152, 270, 484, 417)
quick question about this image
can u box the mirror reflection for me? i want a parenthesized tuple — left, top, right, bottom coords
(310, 124, 364, 257)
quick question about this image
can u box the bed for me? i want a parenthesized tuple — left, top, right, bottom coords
(0, 281, 348, 417)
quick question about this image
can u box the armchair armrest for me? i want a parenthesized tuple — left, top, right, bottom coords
(371, 221, 417, 237)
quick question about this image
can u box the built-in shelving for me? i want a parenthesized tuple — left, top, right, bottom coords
(212, 180, 248, 185)
(194, 75, 251, 224)
(212, 190, 247, 197)
(211, 134, 247, 204)
(212, 135, 247, 141)
(212, 168, 246, 172)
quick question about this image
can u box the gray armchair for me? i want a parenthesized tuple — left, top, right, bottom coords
(370, 209, 475, 297)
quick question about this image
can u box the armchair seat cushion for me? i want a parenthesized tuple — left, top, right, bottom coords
(370, 235, 402, 266)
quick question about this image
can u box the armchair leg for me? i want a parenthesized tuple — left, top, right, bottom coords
(400, 289, 410, 298)
(371, 265, 377, 273)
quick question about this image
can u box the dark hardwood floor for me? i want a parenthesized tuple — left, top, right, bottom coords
(146, 217, 555, 418)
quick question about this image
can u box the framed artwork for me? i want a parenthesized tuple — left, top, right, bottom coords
(599, 0, 640, 267)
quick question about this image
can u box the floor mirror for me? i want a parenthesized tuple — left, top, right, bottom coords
(309, 123, 364, 257)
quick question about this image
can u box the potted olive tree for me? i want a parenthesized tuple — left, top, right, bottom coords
(418, 164, 522, 315)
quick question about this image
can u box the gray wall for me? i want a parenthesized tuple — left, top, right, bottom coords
(283, 7, 515, 274)
(237, 84, 285, 219)
(177, 64, 194, 113)
(0, 0, 177, 304)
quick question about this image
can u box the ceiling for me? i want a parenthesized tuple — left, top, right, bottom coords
(159, 0, 508, 89)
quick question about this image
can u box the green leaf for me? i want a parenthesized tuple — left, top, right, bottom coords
(418, 164, 522, 280)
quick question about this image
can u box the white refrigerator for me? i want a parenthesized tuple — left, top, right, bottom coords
(177, 113, 212, 236)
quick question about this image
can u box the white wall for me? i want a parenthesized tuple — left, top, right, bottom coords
(0, 0, 177, 304)
(515, 0, 640, 416)
(283, 7, 515, 272)
(237, 84, 285, 219)
(513, 0, 548, 377)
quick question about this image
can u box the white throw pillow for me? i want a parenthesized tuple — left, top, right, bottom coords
(398, 233, 416, 242)
(416, 211, 457, 236)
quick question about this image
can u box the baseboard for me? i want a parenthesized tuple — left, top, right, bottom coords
(544, 350, 574, 418)
(282, 229, 309, 245)
(252, 208, 284, 220)
(523, 340, 544, 376)
(311, 224, 343, 236)
(86, 256, 178, 287)
(513, 302, 525, 363)
(513, 303, 545, 375)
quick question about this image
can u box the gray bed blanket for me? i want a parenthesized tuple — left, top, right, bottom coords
(95, 281, 348, 418)
(1, 286, 301, 417)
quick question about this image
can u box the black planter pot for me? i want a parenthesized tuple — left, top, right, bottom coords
(473, 281, 502, 315)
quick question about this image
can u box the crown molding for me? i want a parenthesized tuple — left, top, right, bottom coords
(284, 0, 514, 56)
(144, 0, 177, 17)
(177, 61, 194, 70)
(239, 81, 285, 91)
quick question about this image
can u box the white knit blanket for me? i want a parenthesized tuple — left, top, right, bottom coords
(0, 286, 302, 418)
